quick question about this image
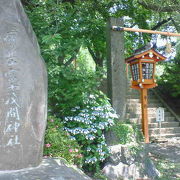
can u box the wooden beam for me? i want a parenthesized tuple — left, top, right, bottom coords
(112, 26, 180, 37)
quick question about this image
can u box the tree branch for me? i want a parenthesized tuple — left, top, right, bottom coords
(64, 47, 80, 66)
(151, 17, 172, 30)
(138, 0, 180, 12)
(58, 56, 65, 65)
(171, 18, 180, 33)
(87, 46, 97, 61)
(64, 55, 76, 66)
(87, 46, 104, 67)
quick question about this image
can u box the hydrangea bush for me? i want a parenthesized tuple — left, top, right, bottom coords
(63, 92, 118, 171)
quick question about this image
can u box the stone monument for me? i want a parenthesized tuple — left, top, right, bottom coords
(0, 0, 47, 170)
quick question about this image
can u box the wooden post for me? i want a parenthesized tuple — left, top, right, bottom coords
(141, 88, 149, 143)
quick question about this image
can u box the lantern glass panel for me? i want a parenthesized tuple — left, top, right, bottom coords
(142, 63, 154, 79)
(131, 63, 139, 81)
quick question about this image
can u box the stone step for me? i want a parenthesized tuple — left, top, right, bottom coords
(126, 107, 168, 113)
(127, 87, 180, 139)
(126, 95, 155, 99)
(127, 91, 140, 93)
(148, 122, 180, 128)
(150, 133, 180, 139)
(127, 99, 160, 103)
(137, 122, 180, 130)
(127, 99, 140, 102)
(126, 96, 140, 99)
(127, 89, 139, 92)
(126, 93, 140, 96)
(127, 103, 164, 107)
(129, 117, 176, 123)
(126, 111, 172, 118)
(127, 92, 154, 95)
(126, 113, 170, 118)
(149, 127, 180, 135)
(126, 107, 164, 112)
(128, 117, 175, 122)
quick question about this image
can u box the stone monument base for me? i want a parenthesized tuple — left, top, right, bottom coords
(0, 158, 91, 180)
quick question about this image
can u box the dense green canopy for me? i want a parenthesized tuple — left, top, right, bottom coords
(23, 0, 179, 67)
(22, 0, 180, 113)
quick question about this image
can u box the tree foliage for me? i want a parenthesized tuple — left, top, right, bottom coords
(158, 43, 180, 98)
(24, 0, 179, 68)
(138, 0, 180, 12)
(23, 0, 180, 115)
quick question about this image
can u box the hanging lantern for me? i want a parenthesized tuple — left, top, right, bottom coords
(125, 47, 166, 143)
(125, 48, 166, 90)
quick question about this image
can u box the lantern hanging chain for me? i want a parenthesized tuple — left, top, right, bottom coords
(151, 33, 158, 49)
(112, 26, 180, 37)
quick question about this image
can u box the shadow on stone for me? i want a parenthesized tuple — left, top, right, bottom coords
(0, 158, 92, 180)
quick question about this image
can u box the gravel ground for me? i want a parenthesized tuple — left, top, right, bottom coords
(148, 138, 180, 180)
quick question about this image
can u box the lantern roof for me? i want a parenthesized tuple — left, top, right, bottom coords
(125, 47, 166, 63)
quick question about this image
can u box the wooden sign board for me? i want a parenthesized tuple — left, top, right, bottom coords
(156, 107, 164, 122)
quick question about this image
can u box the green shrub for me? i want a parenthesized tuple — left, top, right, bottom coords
(157, 54, 180, 98)
(44, 116, 83, 167)
(112, 121, 143, 144)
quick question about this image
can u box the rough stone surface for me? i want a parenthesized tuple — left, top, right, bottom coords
(144, 158, 160, 178)
(102, 162, 142, 180)
(106, 18, 127, 146)
(103, 144, 160, 180)
(0, 158, 92, 180)
(108, 144, 136, 166)
(0, 0, 47, 170)
(106, 17, 127, 120)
